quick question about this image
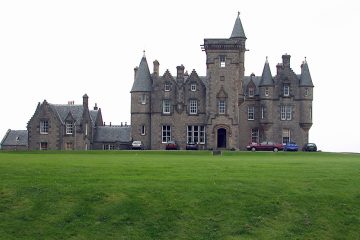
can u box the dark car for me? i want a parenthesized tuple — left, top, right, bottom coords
(165, 141, 178, 150)
(186, 142, 198, 150)
(246, 141, 284, 152)
(303, 143, 317, 152)
(284, 142, 299, 151)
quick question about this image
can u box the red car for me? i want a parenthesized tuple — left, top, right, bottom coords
(246, 141, 284, 152)
(165, 141, 178, 150)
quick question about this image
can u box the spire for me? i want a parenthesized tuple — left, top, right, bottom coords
(131, 54, 152, 92)
(259, 57, 274, 86)
(230, 12, 246, 39)
(300, 58, 314, 87)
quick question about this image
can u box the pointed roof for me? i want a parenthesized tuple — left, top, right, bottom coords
(230, 12, 246, 39)
(131, 55, 152, 92)
(259, 57, 274, 86)
(300, 59, 314, 87)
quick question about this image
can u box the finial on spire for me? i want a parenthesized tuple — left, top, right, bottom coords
(304, 56, 307, 63)
(143, 50, 146, 58)
(238, 11, 240, 17)
(266, 56, 268, 63)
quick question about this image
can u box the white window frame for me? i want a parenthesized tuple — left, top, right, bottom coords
(162, 125, 171, 143)
(187, 125, 205, 144)
(218, 100, 226, 114)
(85, 123, 88, 136)
(251, 129, 259, 143)
(191, 84, 196, 91)
(189, 100, 198, 115)
(283, 84, 290, 96)
(282, 129, 290, 144)
(281, 106, 292, 120)
(220, 55, 226, 68)
(66, 121, 74, 135)
(40, 120, 49, 134)
(141, 94, 147, 104)
(248, 106, 255, 120)
(248, 87, 255, 97)
(261, 107, 265, 119)
(164, 83, 170, 91)
(162, 100, 171, 114)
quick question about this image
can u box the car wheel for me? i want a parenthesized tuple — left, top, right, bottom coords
(273, 148, 278, 152)
(251, 147, 256, 152)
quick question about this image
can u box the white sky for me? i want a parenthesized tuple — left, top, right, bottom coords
(1, 0, 359, 152)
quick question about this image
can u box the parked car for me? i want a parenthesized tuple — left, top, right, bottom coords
(186, 142, 198, 150)
(131, 141, 143, 150)
(165, 141, 178, 150)
(284, 142, 299, 151)
(246, 141, 284, 152)
(302, 143, 317, 152)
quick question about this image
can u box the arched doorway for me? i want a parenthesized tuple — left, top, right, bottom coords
(217, 128, 227, 148)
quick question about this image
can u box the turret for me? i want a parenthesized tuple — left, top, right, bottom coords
(299, 58, 314, 134)
(259, 57, 274, 135)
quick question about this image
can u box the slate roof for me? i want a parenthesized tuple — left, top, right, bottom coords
(1, 130, 28, 147)
(94, 126, 131, 143)
(90, 110, 100, 126)
(230, 13, 246, 39)
(131, 56, 152, 92)
(244, 76, 262, 95)
(259, 60, 274, 86)
(300, 61, 314, 87)
(50, 104, 84, 124)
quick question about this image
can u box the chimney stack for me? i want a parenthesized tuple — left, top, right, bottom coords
(153, 60, 159, 77)
(282, 54, 291, 68)
(276, 63, 283, 75)
(83, 94, 89, 109)
(176, 65, 185, 81)
(93, 103, 98, 110)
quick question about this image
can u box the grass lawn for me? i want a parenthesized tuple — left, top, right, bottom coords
(0, 151, 359, 239)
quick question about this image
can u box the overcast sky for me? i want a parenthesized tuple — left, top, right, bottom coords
(1, 0, 359, 152)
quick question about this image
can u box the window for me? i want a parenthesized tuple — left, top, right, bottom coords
(282, 129, 290, 144)
(65, 142, 73, 150)
(187, 125, 205, 144)
(66, 121, 74, 135)
(189, 100, 198, 114)
(103, 144, 115, 150)
(162, 100, 171, 114)
(164, 83, 170, 91)
(248, 106, 255, 120)
(265, 87, 269, 96)
(162, 125, 171, 143)
(261, 107, 265, 119)
(218, 100, 226, 114)
(283, 84, 290, 96)
(40, 142, 48, 150)
(141, 94, 147, 104)
(220, 76, 225, 81)
(191, 84, 196, 91)
(40, 120, 49, 134)
(220, 55, 226, 68)
(305, 88, 309, 97)
(281, 106, 292, 120)
(85, 123, 88, 136)
(248, 87, 255, 97)
(251, 129, 259, 143)
(141, 125, 146, 135)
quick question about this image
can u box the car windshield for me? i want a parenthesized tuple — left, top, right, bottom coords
(133, 141, 141, 144)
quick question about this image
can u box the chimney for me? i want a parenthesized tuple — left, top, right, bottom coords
(93, 103, 98, 110)
(134, 67, 139, 79)
(153, 60, 159, 77)
(125, 122, 127, 126)
(121, 122, 123, 126)
(68, 101, 74, 105)
(176, 65, 185, 81)
(110, 122, 112, 126)
(282, 54, 291, 68)
(104, 122, 105, 126)
(83, 94, 89, 109)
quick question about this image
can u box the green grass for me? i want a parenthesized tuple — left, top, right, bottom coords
(0, 151, 359, 239)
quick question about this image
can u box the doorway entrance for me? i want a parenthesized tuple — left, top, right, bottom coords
(217, 128, 227, 148)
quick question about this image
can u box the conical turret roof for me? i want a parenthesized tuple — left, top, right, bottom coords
(300, 60, 314, 87)
(259, 58, 274, 86)
(131, 55, 152, 92)
(230, 12, 246, 39)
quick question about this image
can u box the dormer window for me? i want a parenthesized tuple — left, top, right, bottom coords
(248, 87, 255, 97)
(283, 84, 290, 96)
(191, 84, 196, 91)
(164, 83, 170, 91)
(220, 55, 226, 68)
(66, 121, 74, 135)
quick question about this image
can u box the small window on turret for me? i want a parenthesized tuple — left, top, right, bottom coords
(304, 88, 309, 97)
(265, 88, 269, 96)
(141, 94, 147, 104)
(220, 55, 226, 68)
(283, 84, 290, 96)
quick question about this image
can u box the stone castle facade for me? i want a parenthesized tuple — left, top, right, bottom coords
(130, 13, 314, 150)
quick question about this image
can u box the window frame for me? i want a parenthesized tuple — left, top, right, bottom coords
(283, 84, 290, 96)
(220, 55, 226, 68)
(265, 87, 269, 96)
(162, 100, 171, 114)
(162, 125, 171, 143)
(164, 83, 171, 92)
(248, 106, 255, 120)
(281, 106, 292, 120)
(218, 100, 226, 114)
(40, 120, 49, 134)
(248, 87, 255, 97)
(282, 129, 291, 144)
(141, 125, 146, 135)
(187, 125, 205, 144)
(189, 99, 198, 115)
(190, 84, 196, 92)
(251, 129, 259, 143)
(65, 121, 74, 135)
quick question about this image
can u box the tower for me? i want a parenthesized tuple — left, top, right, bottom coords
(130, 53, 152, 149)
(202, 12, 247, 149)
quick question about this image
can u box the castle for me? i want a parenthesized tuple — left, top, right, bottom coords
(130, 13, 314, 150)
(1, 13, 313, 150)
